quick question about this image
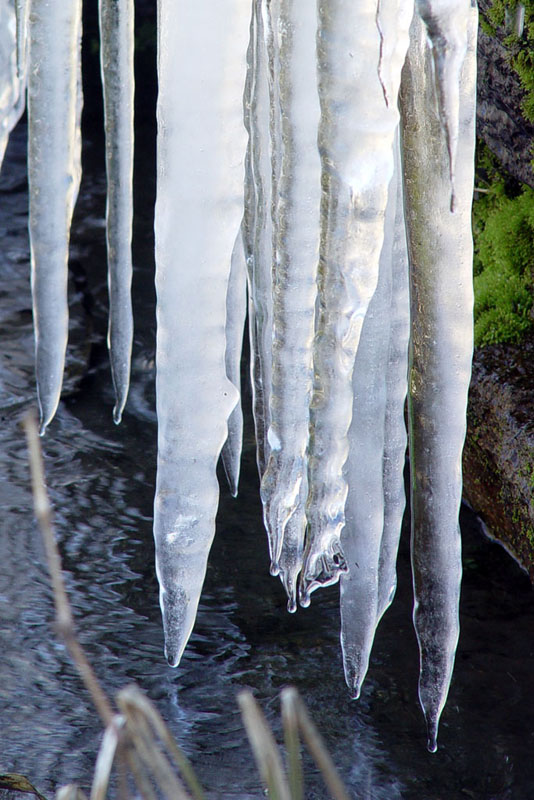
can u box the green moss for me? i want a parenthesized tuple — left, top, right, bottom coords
(473, 144, 534, 346)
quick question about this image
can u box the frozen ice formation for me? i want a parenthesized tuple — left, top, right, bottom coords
(1, 0, 478, 749)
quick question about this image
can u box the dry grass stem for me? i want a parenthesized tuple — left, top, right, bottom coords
(280, 688, 304, 800)
(89, 716, 125, 800)
(117, 685, 205, 800)
(284, 689, 350, 800)
(23, 411, 114, 728)
(238, 690, 292, 800)
(55, 785, 88, 800)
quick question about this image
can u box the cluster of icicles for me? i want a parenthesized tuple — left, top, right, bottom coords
(0, 0, 478, 751)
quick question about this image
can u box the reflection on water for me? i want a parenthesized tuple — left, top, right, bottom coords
(1, 122, 534, 800)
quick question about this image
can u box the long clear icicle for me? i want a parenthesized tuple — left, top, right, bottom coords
(376, 133, 410, 622)
(340, 159, 396, 699)
(340, 0, 413, 697)
(259, 0, 321, 609)
(221, 231, 247, 498)
(28, 0, 82, 434)
(400, 1, 477, 752)
(244, 0, 274, 480)
(154, 0, 248, 666)
(99, 0, 135, 424)
(300, 0, 412, 605)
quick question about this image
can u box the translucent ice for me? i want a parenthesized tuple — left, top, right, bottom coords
(0, 0, 27, 169)
(221, 231, 247, 498)
(99, 0, 135, 424)
(301, 0, 413, 605)
(415, 0, 472, 211)
(153, 0, 248, 666)
(258, 0, 321, 609)
(400, 5, 477, 752)
(27, 0, 83, 433)
(243, 0, 274, 479)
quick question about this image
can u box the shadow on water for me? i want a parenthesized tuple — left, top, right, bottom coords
(1, 32, 534, 800)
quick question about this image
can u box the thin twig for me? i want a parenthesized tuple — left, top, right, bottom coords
(237, 690, 292, 800)
(290, 690, 350, 800)
(23, 411, 114, 727)
(117, 684, 205, 800)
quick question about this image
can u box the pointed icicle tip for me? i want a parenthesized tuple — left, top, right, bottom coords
(270, 559, 280, 577)
(113, 404, 123, 425)
(349, 684, 361, 701)
(286, 595, 297, 614)
(165, 645, 181, 669)
(425, 716, 439, 753)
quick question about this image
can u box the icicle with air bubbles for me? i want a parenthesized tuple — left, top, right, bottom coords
(243, 0, 274, 480)
(300, 0, 412, 606)
(98, 0, 135, 424)
(258, 0, 321, 610)
(221, 230, 247, 498)
(153, 0, 248, 667)
(376, 133, 410, 623)
(0, 0, 27, 170)
(27, 0, 82, 434)
(400, 1, 477, 752)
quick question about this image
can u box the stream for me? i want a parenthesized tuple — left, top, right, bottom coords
(1, 74, 534, 798)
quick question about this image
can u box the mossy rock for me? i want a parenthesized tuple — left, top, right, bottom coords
(472, 144, 534, 346)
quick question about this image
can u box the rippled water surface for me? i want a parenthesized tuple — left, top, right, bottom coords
(1, 119, 534, 800)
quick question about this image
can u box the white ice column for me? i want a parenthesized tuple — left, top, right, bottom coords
(259, 0, 321, 610)
(301, 0, 413, 605)
(400, 3, 477, 752)
(153, 0, 248, 666)
(99, 0, 135, 424)
(27, 0, 82, 433)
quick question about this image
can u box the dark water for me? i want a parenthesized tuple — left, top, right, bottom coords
(1, 115, 534, 800)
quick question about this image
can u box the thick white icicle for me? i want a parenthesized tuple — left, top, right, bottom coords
(376, 134, 410, 622)
(244, 0, 274, 480)
(154, 0, 247, 666)
(0, 0, 26, 169)
(28, 0, 82, 434)
(400, 5, 477, 752)
(99, 0, 135, 424)
(259, 0, 321, 609)
(415, 0, 471, 211)
(300, 0, 413, 605)
(221, 230, 247, 498)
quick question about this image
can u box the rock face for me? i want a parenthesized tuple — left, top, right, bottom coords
(476, 0, 534, 188)
(463, 338, 534, 580)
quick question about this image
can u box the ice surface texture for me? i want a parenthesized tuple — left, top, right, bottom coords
(99, 0, 135, 425)
(1, 0, 478, 750)
(400, 2, 477, 752)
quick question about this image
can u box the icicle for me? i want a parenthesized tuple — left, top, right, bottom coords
(221, 230, 247, 498)
(258, 0, 321, 609)
(376, 133, 410, 622)
(14, 0, 28, 83)
(99, 0, 135, 425)
(0, 0, 26, 169)
(415, 0, 471, 212)
(400, 4, 477, 752)
(340, 155, 396, 699)
(27, 0, 83, 434)
(154, 0, 248, 666)
(243, 0, 274, 480)
(300, 0, 413, 606)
